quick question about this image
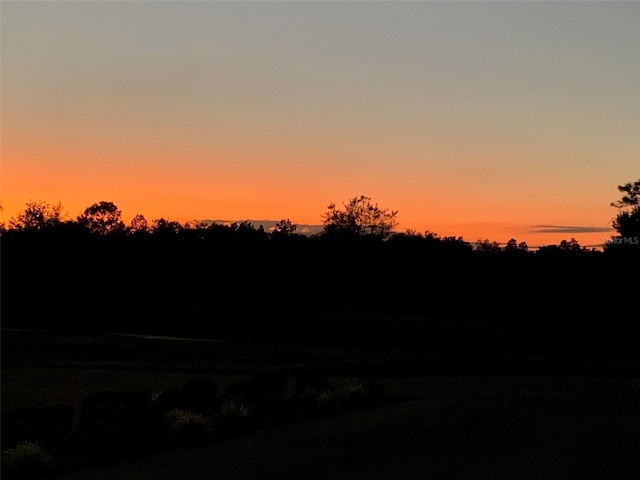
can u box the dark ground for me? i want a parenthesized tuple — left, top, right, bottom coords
(2, 327, 639, 480)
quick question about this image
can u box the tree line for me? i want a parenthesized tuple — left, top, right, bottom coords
(1, 180, 638, 340)
(3, 179, 639, 250)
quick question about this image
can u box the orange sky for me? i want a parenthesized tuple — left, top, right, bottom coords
(1, 1, 637, 249)
(1, 141, 618, 248)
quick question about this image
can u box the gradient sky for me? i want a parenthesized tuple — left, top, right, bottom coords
(2, 0, 638, 247)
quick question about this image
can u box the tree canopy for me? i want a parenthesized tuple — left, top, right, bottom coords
(321, 195, 398, 240)
(3, 185, 638, 330)
(77, 201, 125, 235)
(8, 200, 64, 231)
(610, 178, 640, 243)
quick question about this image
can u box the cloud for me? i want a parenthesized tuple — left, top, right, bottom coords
(528, 225, 613, 234)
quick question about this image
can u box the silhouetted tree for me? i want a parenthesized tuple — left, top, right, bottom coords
(9, 200, 64, 231)
(273, 218, 297, 235)
(322, 195, 398, 240)
(77, 201, 125, 235)
(151, 218, 183, 236)
(387, 229, 425, 246)
(439, 235, 473, 254)
(475, 239, 502, 253)
(504, 238, 529, 253)
(610, 178, 640, 241)
(204, 221, 236, 242)
(537, 238, 587, 256)
(558, 238, 581, 252)
(128, 214, 150, 235)
(611, 178, 640, 210)
(183, 220, 209, 230)
(230, 220, 269, 242)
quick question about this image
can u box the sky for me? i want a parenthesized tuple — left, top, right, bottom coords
(2, 0, 638, 248)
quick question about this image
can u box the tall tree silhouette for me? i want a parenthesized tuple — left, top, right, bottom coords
(322, 195, 398, 240)
(610, 178, 640, 240)
(77, 201, 125, 235)
(128, 214, 150, 235)
(273, 218, 297, 235)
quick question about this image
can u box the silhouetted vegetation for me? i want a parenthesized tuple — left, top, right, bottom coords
(1, 372, 390, 479)
(1, 186, 638, 360)
(321, 194, 398, 240)
(2, 186, 638, 480)
(606, 178, 640, 251)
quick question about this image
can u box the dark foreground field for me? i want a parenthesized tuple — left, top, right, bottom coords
(2, 327, 639, 480)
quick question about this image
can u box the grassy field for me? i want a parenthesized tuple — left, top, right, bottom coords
(2, 328, 639, 479)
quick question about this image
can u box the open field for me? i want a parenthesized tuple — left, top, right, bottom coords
(53, 378, 640, 480)
(2, 328, 639, 479)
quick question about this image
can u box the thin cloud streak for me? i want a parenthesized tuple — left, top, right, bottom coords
(529, 225, 613, 234)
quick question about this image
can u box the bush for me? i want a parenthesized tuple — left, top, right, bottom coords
(298, 387, 339, 414)
(164, 409, 212, 442)
(343, 380, 368, 408)
(218, 400, 252, 433)
(294, 371, 333, 395)
(2, 441, 52, 477)
(342, 378, 385, 408)
(220, 400, 250, 418)
(1, 406, 75, 451)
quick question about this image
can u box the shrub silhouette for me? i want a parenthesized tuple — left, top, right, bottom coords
(2, 441, 52, 478)
(0, 370, 390, 479)
(295, 371, 333, 395)
(341, 378, 387, 409)
(164, 409, 212, 443)
(221, 380, 254, 405)
(344, 380, 368, 407)
(218, 400, 252, 434)
(299, 388, 339, 414)
(1, 406, 75, 452)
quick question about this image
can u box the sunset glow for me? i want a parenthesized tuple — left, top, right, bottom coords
(2, 1, 638, 249)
